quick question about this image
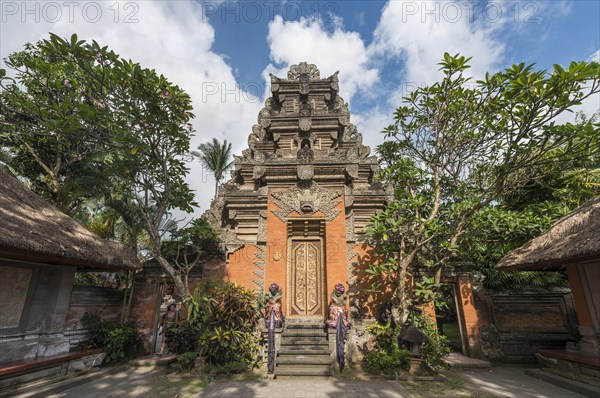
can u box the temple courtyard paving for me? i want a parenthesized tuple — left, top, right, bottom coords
(35, 365, 589, 398)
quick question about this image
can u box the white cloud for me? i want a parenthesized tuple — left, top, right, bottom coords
(351, 0, 509, 148)
(1, 1, 261, 218)
(352, 108, 393, 155)
(369, 1, 505, 97)
(264, 15, 378, 103)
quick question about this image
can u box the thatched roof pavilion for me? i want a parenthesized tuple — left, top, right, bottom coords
(0, 170, 140, 271)
(496, 195, 600, 383)
(497, 195, 600, 271)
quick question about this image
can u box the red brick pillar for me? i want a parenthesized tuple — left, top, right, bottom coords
(456, 276, 484, 357)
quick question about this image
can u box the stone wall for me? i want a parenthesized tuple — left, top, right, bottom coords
(128, 270, 163, 354)
(0, 261, 75, 364)
(127, 260, 216, 354)
(63, 286, 126, 348)
(478, 290, 579, 362)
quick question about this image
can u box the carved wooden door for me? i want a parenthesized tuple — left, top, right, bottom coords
(290, 240, 323, 316)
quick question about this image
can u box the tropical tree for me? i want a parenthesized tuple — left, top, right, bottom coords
(367, 53, 600, 325)
(0, 34, 120, 212)
(193, 138, 233, 199)
(463, 114, 600, 290)
(1, 34, 212, 300)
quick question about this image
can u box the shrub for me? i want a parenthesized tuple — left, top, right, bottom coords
(363, 347, 411, 374)
(164, 321, 199, 355)
(188, 281, 260, 371)
(414, 313, 451, 372)
(80, 312, 139, 364)
(363, 323, 411, 374)
(172, 351, 197, 372)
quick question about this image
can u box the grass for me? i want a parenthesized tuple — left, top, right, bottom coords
(441, 323, 461, 341)
(403, 370, 498, 398)
(147, 374, 211, 398)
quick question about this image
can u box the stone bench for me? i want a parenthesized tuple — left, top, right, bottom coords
(537, 349, 600, 369)
(536, 349, 600, 388)
(0, 349, 105, 391)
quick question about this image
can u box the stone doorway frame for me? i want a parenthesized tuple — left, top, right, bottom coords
(438, 281, 470, 356)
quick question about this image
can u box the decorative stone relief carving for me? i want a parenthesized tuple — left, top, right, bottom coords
(253, 165, 266, 180)
(204, 198, 244, 254)
(288, 62, 320, 81)
(347, 243, 359, 286)
(258, 186, 269, 196)
(329, 71, 339, 93)
(346, 212, 356, 242)
(359, 145, 371, 158)
(346, 164, 359, 179)
(253, 245, 266, 291)
(297, 165, 314, 181)
(254, 151, 266, 163)
(257, 210, 267, 243)
(259, 114, 271, 129)
(270, 73, 280, 93)
(299, 117, 312, 131)
(299, 101, 310, 116)
(242, 148, 253, 160)
(300, 77, 310, 96)
(271, 182, 342, 222)
(345, 186, 354, 207)
(297, 146, 314, 164)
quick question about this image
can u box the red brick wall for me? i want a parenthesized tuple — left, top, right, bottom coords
(227, 244, 261, 291)
(257, 187, 350, 314)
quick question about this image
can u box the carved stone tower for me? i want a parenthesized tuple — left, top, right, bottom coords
(204, 62, 388, 318)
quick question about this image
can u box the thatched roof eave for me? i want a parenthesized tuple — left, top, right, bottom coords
(497, 196, 600, 271)
(0, 171, 141, 271)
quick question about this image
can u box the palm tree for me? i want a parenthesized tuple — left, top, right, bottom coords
(192, 138, 233, 200)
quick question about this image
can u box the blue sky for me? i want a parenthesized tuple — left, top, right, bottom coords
(1, 0, 599, 216)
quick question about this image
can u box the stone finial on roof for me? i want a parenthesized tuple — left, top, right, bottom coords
(287, 62, 320, 81)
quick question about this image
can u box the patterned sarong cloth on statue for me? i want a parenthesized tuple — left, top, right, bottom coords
(336, 310, 346, 372)
(264, 301, 283, 328)
(267, 308, 276, 374)
(326, 304, 350, 330)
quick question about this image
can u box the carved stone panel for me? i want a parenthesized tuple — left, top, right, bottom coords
(346, 164, 359, 179)
(346, 212, 356, 242)
(271, 183, 342, 222)
(257, 211, 267, 243)
(299, 117, 312, 132)
(0, 266, 32, 329)
(253, 165, 266, 180)
(297, 165, 314, 181)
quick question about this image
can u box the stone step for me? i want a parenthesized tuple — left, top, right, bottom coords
(278, 347, 330, 355)
(285, 323, 325, 330)
(279, 344, 330, 352)
(277, 355, 331, 365)
(274, 365, 334, 377)
(281, 338, 329, 346)
(282, 330, 328, 337)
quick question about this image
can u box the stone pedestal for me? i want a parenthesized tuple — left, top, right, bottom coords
(260, 326, 283, 364)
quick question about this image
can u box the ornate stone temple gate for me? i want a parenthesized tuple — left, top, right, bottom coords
(204, 62, 389, 320)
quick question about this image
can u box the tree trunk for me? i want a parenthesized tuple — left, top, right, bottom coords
(155, 255, 191, 300)
(391, 257, 413, 326)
